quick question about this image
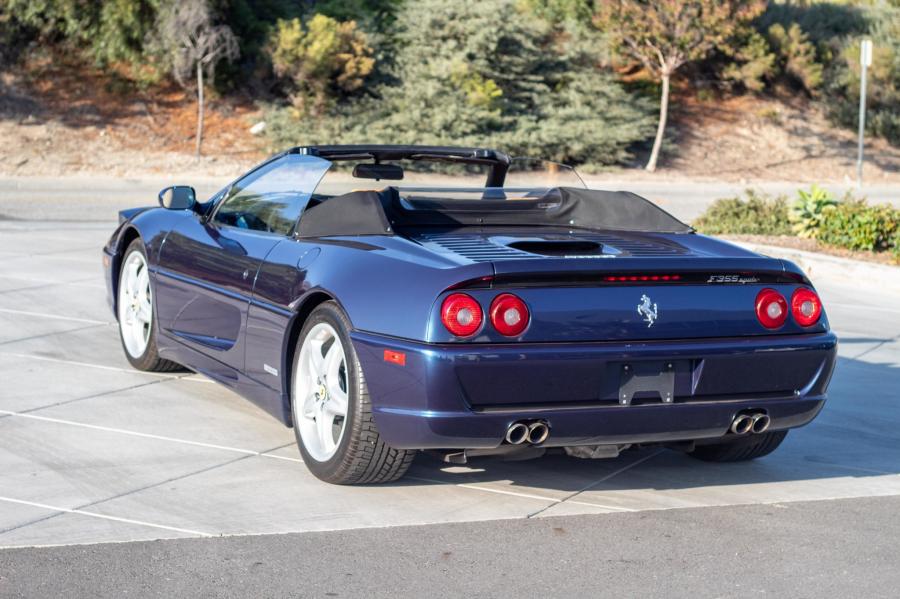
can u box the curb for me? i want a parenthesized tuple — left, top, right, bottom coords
(732, 241, 900, 294)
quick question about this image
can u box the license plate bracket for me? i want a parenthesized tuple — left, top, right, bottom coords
(618, 361, 676, 405)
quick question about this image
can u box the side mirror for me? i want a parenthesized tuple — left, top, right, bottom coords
(158, 186, 196, 210)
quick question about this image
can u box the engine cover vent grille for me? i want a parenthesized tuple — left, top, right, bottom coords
(416, 234, 534, 262)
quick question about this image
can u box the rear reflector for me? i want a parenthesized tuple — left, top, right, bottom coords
(791, 288, 822, 327)
(755, 288, 788, 329)
(441, 293, 483, 337)
(383, 349, 406, 366)
(489, 293, 530, 337)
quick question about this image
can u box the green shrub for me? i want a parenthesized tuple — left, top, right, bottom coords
(722, 29, 776, 92)
(790, 184, 837, 239)
(817, 201, 900, 253)
(692, 190, 791, 236)
(0, 0, 161, 65)
(269, 15, 374, 117)
(892, 229, 900, 263)
(766, 22, 822, 93)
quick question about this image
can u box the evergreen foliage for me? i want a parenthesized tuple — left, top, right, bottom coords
(267, 0, 655, 167)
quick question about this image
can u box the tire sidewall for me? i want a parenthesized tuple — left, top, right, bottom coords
(291, 301, 363, 481)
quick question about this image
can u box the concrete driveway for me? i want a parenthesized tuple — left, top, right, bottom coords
(1, 217, 899, 552)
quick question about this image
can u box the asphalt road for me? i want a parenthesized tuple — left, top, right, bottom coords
(2, 175, 900, 222)
(0, 214, 899, 597)
(3, 496, 900, 598)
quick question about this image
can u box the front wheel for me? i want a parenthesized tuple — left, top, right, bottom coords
(291, 301, 415, 484)
(688, 430, 788, 462)
(117, 239, 181, 372)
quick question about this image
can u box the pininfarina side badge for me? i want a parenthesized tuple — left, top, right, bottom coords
(638, 294, 658, 327)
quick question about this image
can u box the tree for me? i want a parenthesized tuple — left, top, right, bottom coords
(268, 0, 653, 168)
(595, 1, 765, 171)
(153, 0, 238, 156)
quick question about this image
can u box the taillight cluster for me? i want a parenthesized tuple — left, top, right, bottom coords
(755, 287, 822, 329)
(441, 293, 530, 338)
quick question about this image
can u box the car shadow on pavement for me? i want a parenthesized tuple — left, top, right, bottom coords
(404, 355, 900, 499)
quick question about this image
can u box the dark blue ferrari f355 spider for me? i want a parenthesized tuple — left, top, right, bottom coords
(103, 145, 837, 484)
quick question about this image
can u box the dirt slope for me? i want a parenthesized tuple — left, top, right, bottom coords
(1, 57, 898, 183)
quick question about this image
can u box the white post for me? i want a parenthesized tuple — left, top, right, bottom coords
(857, 39, 872, 189)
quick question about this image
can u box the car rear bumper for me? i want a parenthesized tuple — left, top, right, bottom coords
(351, 331, 837, 450)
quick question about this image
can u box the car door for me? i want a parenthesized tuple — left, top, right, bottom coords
(155, 153, 330, 376)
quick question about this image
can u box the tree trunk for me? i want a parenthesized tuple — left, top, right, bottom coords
(645, 73, 670, 172)
(195, 62, 204, 158)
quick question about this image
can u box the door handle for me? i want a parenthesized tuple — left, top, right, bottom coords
(242, 269, 250, 280)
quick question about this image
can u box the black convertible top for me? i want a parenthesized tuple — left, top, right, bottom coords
(296, 187, 692, 237)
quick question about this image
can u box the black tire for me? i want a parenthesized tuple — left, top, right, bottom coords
(689, 430, 788, 463)
(291, 301, 415, 484)
(117, 239, 182, 373)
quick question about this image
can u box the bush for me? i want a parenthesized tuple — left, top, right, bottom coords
(721, 21, 823, 95)
(817, 201, 900, 253)
(722, 29, 776, 92)
(269, 15, 374, 117)
(790, 184, 838, 239)
(692, 190, 791, 236)
(766, 22, 822, 93)
(0, 0, 160, 65)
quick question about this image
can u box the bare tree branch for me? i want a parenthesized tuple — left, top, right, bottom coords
(151, 0, 239, 156)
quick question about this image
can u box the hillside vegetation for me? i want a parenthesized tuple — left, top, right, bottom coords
(0, 0, 898, 174)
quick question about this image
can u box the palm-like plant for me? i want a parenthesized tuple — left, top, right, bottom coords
(790, 184, 838, 238)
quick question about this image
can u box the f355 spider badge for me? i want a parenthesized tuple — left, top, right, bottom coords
(638, 294, 658, 327)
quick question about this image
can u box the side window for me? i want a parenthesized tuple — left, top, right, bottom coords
(214, 154, 330, 235)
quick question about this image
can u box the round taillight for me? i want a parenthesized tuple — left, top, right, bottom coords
(441, 293, 483, 337)
(755, 288, 788, 329)
(791, 288, 822, 327)
(489, 293, 530, 337)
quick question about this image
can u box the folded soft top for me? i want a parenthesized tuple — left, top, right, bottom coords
(296, 186, 692, 238)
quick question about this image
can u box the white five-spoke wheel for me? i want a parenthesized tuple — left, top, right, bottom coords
(118, 248, 152, 359)
(290, 302, 415, 484)
(116, 239, 180, 373)
(295, 323, 349, 462)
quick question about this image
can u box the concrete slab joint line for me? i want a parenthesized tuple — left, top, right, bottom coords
(526, 450, 665, 518)
(0, 351, 214, 382)
(0, 496, 211, 538)
(0, 409, 305, 462)
(0, 307, 111, 325)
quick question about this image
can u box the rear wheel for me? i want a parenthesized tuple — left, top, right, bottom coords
(117, 239, 181, 372)
(291, 301, 415, 484)
(688, 430, 788, 462)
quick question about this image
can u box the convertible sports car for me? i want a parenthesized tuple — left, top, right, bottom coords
(103, 145, 837, 484)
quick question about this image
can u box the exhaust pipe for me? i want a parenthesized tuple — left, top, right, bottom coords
(751, 413, 771, 434)
(730, 414, 753, 435)
(505, 422, 529, 445)
(526, 422, 550, 445)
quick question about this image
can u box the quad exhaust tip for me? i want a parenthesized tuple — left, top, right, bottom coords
(505, 421, 549, 445)
(526, 422, 550, 445)
(505, 422, 529, 445)
(751, 413, 771, 434)
(730, 411, 771, 435)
